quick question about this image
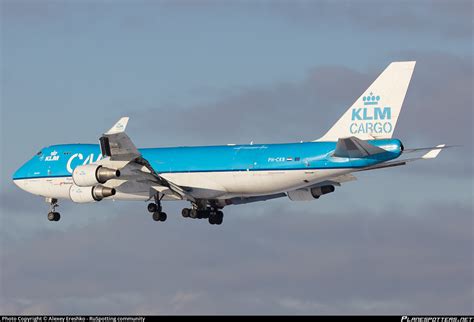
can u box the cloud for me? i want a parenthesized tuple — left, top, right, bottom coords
(129, 65, 371, 146)
(267, 0, 473, 40)
(129, 50, 472, 146)
(1, 201, 472, 314)
(394, 51, 473, 147)
(127, 50, 472, 183)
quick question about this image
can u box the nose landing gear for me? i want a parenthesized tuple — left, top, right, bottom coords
(46, 198, 60, 222)
(47, 211, 60, 221)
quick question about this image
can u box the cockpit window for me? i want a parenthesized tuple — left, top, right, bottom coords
(36, 151, 43, 156)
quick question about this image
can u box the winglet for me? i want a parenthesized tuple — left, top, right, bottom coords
(422, 144, 445, 159)
(106, 117, 129, 134)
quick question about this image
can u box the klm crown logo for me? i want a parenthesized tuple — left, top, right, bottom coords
(363, 93, 381, 106)
(350, 92, 393, 135)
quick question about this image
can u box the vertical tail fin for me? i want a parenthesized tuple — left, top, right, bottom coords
(317, 61, 416, 141)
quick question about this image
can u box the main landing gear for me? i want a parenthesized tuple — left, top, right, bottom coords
(181, 207, 224, 225)
(147, 194, 167, 222)
(146, 196, 224, 225)
(46, 198, 60, 222)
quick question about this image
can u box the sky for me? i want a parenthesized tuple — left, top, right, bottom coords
(1, 0, 473, 315)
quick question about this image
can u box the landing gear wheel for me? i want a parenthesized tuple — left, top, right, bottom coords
(159, 212, 167, 222)
(147, 203, 158, 213)
(215, 211, 223, 225)
(47, 212, 55, 221)
(209, 216, 216, 225)
(190, 209, 198, 219)
(48, 212, 60, 222)
(197, 209, 209, 219)
(209, 210, 223, 225)
(182, 208, 190, 218)
(152, 212, 167, 222)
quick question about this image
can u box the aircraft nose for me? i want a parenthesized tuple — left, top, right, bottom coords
(12, 176, 24, 189)
(12, 161, 30, 189)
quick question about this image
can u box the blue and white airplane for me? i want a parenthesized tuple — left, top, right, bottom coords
(12, 61, 447, 225)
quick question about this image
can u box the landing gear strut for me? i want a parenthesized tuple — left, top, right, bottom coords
(148, 194, 167, 222)
(46, 198, 60, 222)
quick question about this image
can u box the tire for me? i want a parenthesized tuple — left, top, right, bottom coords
(53, 212, 61, 221)
(147, 203, 158, 213)
(47, 212, 55, 221)
(159, 212, 167, 222)
(197, 210, 208, 219)
(208, 216, 215, 225)
(190, 209, 198, 219)
(152, 212, 161, 221)
(215, 212, 223, 225)
(181, 208, 190, 218)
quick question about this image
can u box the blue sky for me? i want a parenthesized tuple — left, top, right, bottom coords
(1, 0, 473, 314)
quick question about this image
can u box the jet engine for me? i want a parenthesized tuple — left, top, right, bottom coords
(69, 185, 116, 203)
(72, 164, 120, 187)
(287, 185, 335, 201)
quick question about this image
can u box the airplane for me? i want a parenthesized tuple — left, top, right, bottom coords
(12, 61, 449, 225)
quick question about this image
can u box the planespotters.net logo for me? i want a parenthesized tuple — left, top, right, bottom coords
(350, 92, 393, 135)
(402, 316, 474, 322)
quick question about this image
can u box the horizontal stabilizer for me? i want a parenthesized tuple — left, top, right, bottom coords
(403, 144, 458, 154)
(422, 144, 445, 159)
(356, 144, 448, 172)
(333, 136, 387, 158)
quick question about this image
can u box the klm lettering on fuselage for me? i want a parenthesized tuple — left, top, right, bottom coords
(44, 151, 60, 162)
(350, 93, 392, 134)
(66, 153, 103, 173)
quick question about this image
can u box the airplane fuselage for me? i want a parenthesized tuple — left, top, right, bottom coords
(13, 139, 402, 202)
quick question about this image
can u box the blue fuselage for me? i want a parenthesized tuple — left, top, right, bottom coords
(13, 139, 402, 180)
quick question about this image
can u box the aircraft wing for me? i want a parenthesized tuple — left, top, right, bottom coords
(100, 117, 140, 161)
(98, 117, 196, 202)
(229, 173, 358, 205)
(308, 173, 357, 188)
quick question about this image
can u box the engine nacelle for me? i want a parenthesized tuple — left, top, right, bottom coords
(69, 185, 116, 203)
(72, 164, 120, 187)
(287, 185, 335, 201)
(311, 185, 335, 198)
